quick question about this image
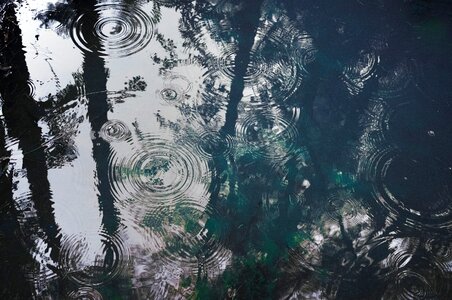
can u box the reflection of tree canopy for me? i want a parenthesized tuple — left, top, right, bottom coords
(36, 2, 76, 37)
(0, 2, 68, 297)
(150, 0, 452, 299)
(10, 0, 452, 298)
(40, 72, 85, 168)
(149, 1, 320, 298)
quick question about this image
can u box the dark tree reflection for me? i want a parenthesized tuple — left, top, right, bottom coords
(150, 1, 316, 297)
(37, 0, 123, 239)
(0, 0, 61, 272)
(76, 0, 121, 235)
(0, 110, 34, 299)
(221, 0, 264, 135)
(70, 0, 127, 297)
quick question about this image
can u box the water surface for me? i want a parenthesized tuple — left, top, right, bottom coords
(0, 0, 451, 298)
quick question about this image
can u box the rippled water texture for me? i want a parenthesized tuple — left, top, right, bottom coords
(70, 2, 154, 57)
(1, 0, 451, 299)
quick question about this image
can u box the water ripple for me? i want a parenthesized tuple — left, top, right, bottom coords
(26, 79, 36, 98)
(213, 46, 268, 84)
(382, 237, 419, 271)
(59, 230, 129, 286)
(129, 200, 232, 286)
(235, 107, 300, 161)
(359, 147, 452, 232)
(393, 270, 435, 299)
(204, 43, 300, 106)
(108, 134, 210, 209)
(151, 203, 232, 278)
(425, 240, 452, 263)
(292, 34, 318, 76)
(287, 226, 329, 275)
(158, 87, 180, 102)
(192, 129, 235, 159)
(68, 287, 103, 300)
(334, 194, 376, 249)
(296, 47, 318, 75)
(342, 50, 379, 95)
(70, 3, 154, 58)
(99, 120, 131, 143)
(376, 59, 414, 99)
(156, 75, 192, 104)
(384, 256, 450, 300)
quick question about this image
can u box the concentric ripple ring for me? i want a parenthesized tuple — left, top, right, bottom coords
(70, 3, 154, 58)
(68, 287, 103, 300)
(99, 120, 131, 143)
(108, 134, 210, 209)
(359, 147, 452, 231)
(235, 107, 300, 161)
(59, 230, 129, 286)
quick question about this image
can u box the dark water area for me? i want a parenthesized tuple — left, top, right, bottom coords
(0, 0, 451, 298)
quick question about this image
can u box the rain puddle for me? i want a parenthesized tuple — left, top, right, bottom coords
(0, 0, 451, 298)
